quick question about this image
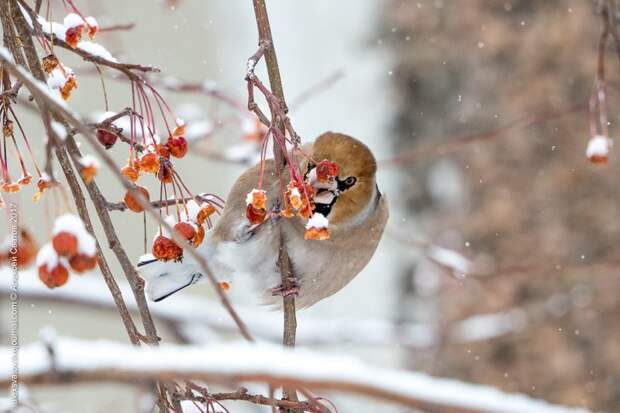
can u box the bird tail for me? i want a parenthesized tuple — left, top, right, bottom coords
(137, 254, 204, 302)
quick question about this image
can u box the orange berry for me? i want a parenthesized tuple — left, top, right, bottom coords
(304, 227, 330, 241)
(173, 124, 185, 137)
(174, 222, 196, 242)
(124, 186, 150, 213)
(247, 189, 267, 210)
(588, 154, 608, 165)
(219, 281, 231, 291)
(87, 24, 98, 39)
(80, 165, 97, 184)
(3, 120, 13, 137)
(121, 165, 140, 182)
(1, 230, 37, 268)
(37, 177, 53, 192)
(138, 152, 160, 174)
(69, 254, 97, 273)
(52, 231, 78, 256)
(39, 263, 69, 288)
(128, 157, 141, 171)
(156, 144, 170, 159)
(1, 182, 20, 193)
(192, 224, 205, 247)
(60, 75, 78, 101)
(18, 175, 33, 185)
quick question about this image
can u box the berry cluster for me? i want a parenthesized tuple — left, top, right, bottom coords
(36, 214, 97, 288)
(246, 159, 339, 240)
(152, 200, 216, 262)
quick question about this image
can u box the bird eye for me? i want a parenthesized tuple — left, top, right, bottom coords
(344, 176, 357, 187)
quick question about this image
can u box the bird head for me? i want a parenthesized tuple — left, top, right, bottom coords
(306, 132, 378, 226)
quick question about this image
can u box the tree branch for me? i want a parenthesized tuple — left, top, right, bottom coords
(0, 337, 589, 413)
(249, 1, 299, 409)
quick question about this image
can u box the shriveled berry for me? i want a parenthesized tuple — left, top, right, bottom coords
(42, 54, 60, 73)
(152, 235, 183, 261)
(138, 152, 160, 174)
(196, 205, 216, 225)
(246, 204, 267, 225)
(192, 224, 205, 247)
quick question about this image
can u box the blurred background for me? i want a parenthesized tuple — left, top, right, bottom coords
(1, 0, 617, 412)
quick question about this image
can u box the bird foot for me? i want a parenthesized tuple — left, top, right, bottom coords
(271, 277, 300, 297)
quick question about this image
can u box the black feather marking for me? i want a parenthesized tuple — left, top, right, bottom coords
(137, 258, 158, 267)
(153, 272, 202, 302)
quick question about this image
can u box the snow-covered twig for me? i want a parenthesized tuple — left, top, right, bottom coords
(19, 2, 159, 78)
(0, 336, 589, 413)
(0, 269, 566, 349)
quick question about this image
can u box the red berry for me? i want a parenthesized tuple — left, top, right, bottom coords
(157, 163, 174, 183)
(64, 26, 82, 48)
(315, 160, 339, 182)
(39, 264, 69, 288)
(246, 204, 267, 225)
(96, 129, 118, 149)
(167, 136, 188, 158)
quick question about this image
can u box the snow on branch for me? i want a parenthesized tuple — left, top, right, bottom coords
(0, 269, 529, 348)
(0, 336, 588, 413)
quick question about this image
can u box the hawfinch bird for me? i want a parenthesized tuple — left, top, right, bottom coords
(138, 132, 388, 308)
